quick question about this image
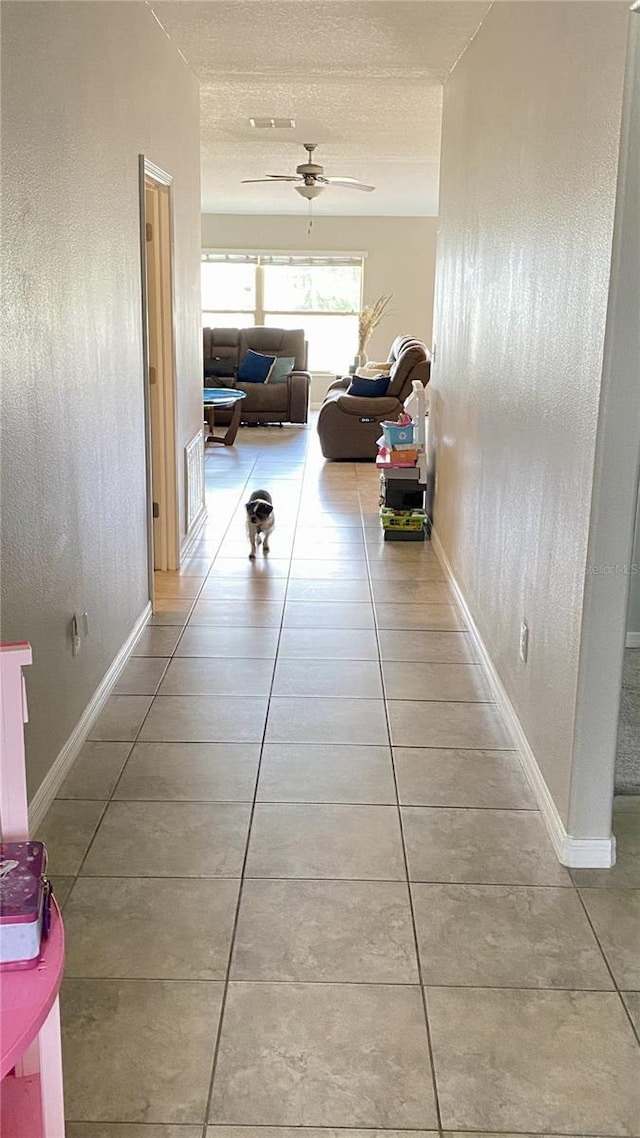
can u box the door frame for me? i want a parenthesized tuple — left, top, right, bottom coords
(138, 155, 180, 594)
(568, 10, 640, 847)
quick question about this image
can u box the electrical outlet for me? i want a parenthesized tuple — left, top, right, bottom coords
(519, 621, 529, 663)
(71, 614, 82, 656)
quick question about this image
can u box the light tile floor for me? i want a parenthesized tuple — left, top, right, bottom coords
(37, 424, 640, 1135)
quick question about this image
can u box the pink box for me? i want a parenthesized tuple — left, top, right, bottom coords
(0, 842, 50, 970)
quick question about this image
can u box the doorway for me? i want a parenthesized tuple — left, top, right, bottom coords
(139, 157, 179, 597)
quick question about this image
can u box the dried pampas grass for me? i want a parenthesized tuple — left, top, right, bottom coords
(358, 294, 392, 356)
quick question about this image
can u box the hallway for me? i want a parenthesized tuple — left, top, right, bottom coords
(39, 425, 640, 1134)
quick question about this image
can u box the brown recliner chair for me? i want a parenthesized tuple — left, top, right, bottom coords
(317, 336, 431, 460)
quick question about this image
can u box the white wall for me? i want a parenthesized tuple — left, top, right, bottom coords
(430, 1, 629, 836)
(201, 214, 437, 404)
(1, 2, 202, 798)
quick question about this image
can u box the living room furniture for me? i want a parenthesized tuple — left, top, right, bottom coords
(0, 642, 65, 1138)
(203, 327, 311, 425)
(317, 336, 431, 461)
(203, 388, 246, 446)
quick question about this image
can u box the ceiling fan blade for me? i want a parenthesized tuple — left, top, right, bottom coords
(325, 177, 376, 192)
(325, 176, 370, 184)
(240, 175, 302, 184)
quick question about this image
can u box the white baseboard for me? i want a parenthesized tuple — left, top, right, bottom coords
(28, 603, 152, 833)
(626, 631, 640, 648)
(431, 529, 616, 869)
(181, 503, 207, 561)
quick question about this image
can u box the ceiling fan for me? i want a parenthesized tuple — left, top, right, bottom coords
(241, 143, 375, 199)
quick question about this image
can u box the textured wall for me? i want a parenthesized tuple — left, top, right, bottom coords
(430, 2, 628, 830)
(1, 2, 202, 798)
(201, 214, 437, 402)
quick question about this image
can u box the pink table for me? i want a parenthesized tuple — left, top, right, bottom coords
(1, 642, 66, 1136)
(1, 902, 65, 1135)
(1, 902, 65, 1080)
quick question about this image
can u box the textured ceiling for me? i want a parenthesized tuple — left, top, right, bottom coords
(151, 1, 491, 216)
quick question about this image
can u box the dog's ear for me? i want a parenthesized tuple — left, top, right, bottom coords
(262, 502, 274, 516)
(244, 501, 253, 512)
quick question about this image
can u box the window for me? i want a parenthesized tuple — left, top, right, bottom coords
(201, 258, 255, 327)
(201, 252, 364, 372)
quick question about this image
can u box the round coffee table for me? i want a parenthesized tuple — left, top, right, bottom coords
(203, 388, 247, 446)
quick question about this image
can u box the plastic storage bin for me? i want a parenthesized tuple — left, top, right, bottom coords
(381, 421, 414, 448)
(380, 508, 426, 532)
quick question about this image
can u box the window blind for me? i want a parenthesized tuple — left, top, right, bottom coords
(202, 251, 365, 268)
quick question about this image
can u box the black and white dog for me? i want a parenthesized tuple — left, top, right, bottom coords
(245, 489, 275, 559)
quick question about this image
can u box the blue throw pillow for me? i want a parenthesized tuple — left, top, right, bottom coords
(268, 356, 296, 384)
(347, 374, 391, 398)
(237, 349, 277, 383)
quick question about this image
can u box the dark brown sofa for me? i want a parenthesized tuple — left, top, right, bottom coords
(203, 326, 311, 425)
(317, 336, 431, 460)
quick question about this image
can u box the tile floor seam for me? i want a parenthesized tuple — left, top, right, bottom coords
(363, 527, 444, 1135)
(57, 797, 111, 904)
(574, 886, 640, 1049)
(67, 873, 593, 887)
(199, 439, 307, 1137)
(154, 593, 199, 636)
(57, 797, 540, 809)
(60, 976, 632, 993)
(59, 1121, 631, 1137)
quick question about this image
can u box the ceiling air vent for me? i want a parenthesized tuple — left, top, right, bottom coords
(249, 117, 296, 129)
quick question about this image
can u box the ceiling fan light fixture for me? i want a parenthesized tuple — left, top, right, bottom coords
(295, 184, 325, 200)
